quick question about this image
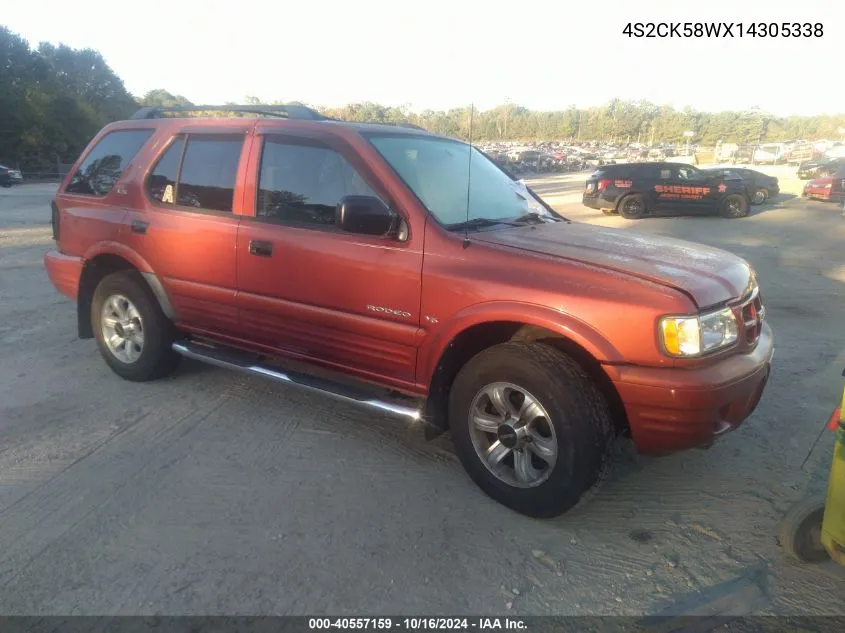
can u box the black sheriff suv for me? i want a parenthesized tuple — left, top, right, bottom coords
(583, 162, 753, 219)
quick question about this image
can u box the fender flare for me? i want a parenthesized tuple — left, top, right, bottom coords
(417, 301, 623, 386)
(83, 241, 155, 273)
(77, 243, 177, 338)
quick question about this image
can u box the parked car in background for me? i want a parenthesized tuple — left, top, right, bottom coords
(802, 160, 845, 203)
(753, 143, 787, 165)
(702, 167, 780, 205)
(798, 158, 842, 180)
(583, 162, 754, 219)
(0, 165, 23, 187)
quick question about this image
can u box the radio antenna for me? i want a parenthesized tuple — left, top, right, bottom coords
(463, 102, 474, 248)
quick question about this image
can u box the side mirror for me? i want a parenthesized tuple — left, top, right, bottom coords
(336, 195, 397, 237)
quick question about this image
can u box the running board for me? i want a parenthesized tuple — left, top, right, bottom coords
(171, 341, 422, 422)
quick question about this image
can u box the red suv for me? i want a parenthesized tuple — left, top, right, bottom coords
(44, 105, 773, 518)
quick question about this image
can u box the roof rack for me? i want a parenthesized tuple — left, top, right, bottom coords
(129, 104, 329, 121)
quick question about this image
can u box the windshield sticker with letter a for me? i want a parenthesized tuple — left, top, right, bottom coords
(162, 184, 174, 204)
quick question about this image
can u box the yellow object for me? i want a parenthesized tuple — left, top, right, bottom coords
(822, 387, 845, 564)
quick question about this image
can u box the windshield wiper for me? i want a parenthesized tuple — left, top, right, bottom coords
(445, 217, 522, 231)
(510, 212, 559, 224)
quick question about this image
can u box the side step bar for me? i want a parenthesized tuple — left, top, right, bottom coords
(171, 341, 422, 422)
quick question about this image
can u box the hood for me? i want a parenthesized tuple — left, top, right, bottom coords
(474, 222, 753, 309)
(807, 178, 833, 186)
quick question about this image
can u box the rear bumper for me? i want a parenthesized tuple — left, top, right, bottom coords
(582, 193, 616, 210)
(44, 250, 83, 300)
(606, 324, 774, 455)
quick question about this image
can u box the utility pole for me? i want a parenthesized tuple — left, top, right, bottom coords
(577, 110, 581, 141)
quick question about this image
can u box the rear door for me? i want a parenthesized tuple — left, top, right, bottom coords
(122, 127, 252, 335)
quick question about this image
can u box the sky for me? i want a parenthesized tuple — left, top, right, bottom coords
(4, 0, 843, 116)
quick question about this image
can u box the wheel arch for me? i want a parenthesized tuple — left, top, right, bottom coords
(77, 246, 175, 339)
(421, 307, 628, 439)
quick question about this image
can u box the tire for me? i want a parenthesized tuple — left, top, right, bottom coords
(1, 183, 11, 188)
(719, 194, 749, 218)
(448, 342, 614, 518)
(778, 497, 828, 563)
(618, 194, 646, 220)
(91, 270, 181, 382)
(752, 188, 769, 205)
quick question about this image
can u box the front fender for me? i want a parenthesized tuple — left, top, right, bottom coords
(417, 301, 623, 385)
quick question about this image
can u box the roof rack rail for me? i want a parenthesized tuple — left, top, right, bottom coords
(129, 104, 329, 121)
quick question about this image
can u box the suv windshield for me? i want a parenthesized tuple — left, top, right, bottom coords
(367, 135, 558, 228)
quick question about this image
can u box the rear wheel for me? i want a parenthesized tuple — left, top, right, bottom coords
(448, 342, 614, 518)
(618, 194, 646, 219)
(752, 188, 769, 205)
(92, 271, 181, 382)
(720, 194, 749, 218)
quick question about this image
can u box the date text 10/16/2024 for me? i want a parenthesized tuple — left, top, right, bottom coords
(308, 618, 527, 631)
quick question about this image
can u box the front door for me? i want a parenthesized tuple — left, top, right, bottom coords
(235, 132, 423, 390)
(650, 164, 718, 214)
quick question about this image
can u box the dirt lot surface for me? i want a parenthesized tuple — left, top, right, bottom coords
(1, 168, 844, 616)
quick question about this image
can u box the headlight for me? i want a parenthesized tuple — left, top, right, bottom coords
(659, 307, 739, 357)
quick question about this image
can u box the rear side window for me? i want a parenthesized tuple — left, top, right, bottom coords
(145, 134, 243, 213)
(178, 136, 243, 212)
(66, 129, 154, 196)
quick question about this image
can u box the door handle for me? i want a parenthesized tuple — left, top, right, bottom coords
(130, 219, 148, 234)
(249, 240, 273, 257)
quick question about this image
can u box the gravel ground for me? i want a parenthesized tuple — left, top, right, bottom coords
(0, 170, 843, 616)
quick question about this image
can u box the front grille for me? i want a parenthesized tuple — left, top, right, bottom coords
(739, 287, 764, 345)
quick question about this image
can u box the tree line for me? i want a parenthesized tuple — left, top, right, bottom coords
(3, 25, 845, 173)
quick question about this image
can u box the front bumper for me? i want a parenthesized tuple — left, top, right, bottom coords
(606, 323, 774, 455)
(804, 190, 831, 200)
(44, 250, 83, 300)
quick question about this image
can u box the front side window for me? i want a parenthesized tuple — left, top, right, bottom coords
(66, 129, 154, 196)
(176, 136, 243, 212)
(367, 135, 554, 227)
(257, 139, 378, 227)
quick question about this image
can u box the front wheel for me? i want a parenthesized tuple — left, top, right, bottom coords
(448, 342, 613, 518)
(720, 194, 749, 218)
(92, 270, 182, 382)
(618, 194, 646, 220)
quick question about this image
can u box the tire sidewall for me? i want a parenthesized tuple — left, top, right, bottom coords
(618, 194, 646, 219)
(449, 345, 608, 517)
(92, 272, 172, 380)
(721, 194, 749, 218)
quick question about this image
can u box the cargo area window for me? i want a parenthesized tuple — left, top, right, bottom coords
(257, 139, 378, 228)
(65, 129, 154, 196)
